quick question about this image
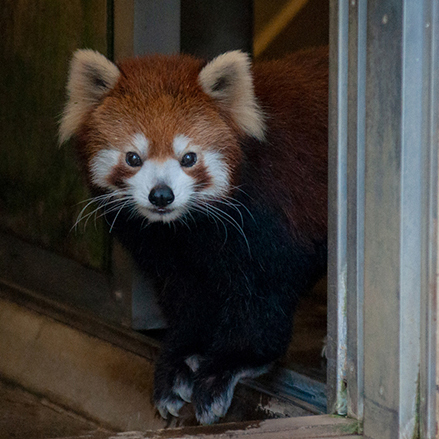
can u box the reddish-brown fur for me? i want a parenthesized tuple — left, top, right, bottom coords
(75, 49, 327, 248)
(77, 55, 243, 194)
(252, 48, 328, 243)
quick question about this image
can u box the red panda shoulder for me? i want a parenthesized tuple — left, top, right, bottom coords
(249, 48, 328, 243)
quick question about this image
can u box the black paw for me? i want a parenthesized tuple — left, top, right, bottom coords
(192, 371, 237, 424)
(192, 364, 270, 424)
(154, 358, 195, 419)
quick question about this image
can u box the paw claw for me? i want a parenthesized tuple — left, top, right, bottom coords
(176, 389, 192, 403)
(156, 397, 184, 419)
(173, 378, 193, 403)
(157, 405, 169, 420)
(167, 405, 181, 418)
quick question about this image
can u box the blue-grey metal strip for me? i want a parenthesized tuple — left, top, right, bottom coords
(419, 0, 439, 437)
(346, 0, 366, 421)
(328, 0, 349, 416)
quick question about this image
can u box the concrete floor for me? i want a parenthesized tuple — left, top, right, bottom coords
(0, 379, 112, 439)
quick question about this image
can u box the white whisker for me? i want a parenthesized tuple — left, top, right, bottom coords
(109, 198, 132, 232)
(203, 203, 251, 256)
(71, 190, 133, 234)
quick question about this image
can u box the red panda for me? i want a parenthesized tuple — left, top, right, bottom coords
(60, 48, 328, 424)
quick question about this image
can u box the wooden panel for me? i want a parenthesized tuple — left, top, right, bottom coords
(0, 298, 163, 431)
(69, 415, 360, 438)
(0, 283, 325, 431)
(0, 0, 109, 270)
(0, 232, 116, 320)
(0, 380, 109, 438)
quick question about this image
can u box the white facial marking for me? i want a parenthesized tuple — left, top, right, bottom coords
(173, 134, 192, 156)
(90, 149, 121, 189)
(201, 151, 229, 198)
(128, 159, 194, 222)
(172, 134, 230, 200)
(131, 132, 149, 155)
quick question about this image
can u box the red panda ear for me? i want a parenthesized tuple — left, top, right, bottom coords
(198, 51, 265, 140)
(59, 49, 120, 144)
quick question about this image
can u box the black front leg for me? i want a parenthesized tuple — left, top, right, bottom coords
(150, 211, 314, 423)
(153, 332, 202, 419)
(190, 291, 294, 424)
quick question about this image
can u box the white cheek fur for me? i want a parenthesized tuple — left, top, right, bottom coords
(201, 151, 230, 199)
(90, 134, 148, 190)
(90, 149, 121, 189)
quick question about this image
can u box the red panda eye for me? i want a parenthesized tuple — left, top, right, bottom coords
(180, 152, 197, 168)
(126, 152, 142, 167)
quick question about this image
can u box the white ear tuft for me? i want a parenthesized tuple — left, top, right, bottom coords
(59, 49, 120, 144)
(198, 51, 265, 140)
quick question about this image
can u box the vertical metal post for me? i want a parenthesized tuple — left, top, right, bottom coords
(363, 1, 420, 436)
(419, 1, 439, 437)
(330, 0, 438, 435)
(345, 0, 367, 421)
(114, 0, 180, 59)
(327, 0, 349, 416)
(361, 1, 438, 437)
(328, 0, 367, 420)
(132, 0, 180, 56)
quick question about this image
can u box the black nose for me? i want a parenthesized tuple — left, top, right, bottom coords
(148, 184, 175, 207)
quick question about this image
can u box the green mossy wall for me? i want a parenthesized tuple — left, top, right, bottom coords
(0, 0, 110, 270)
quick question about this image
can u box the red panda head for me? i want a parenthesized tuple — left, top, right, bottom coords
(60, 50, 265, 223)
